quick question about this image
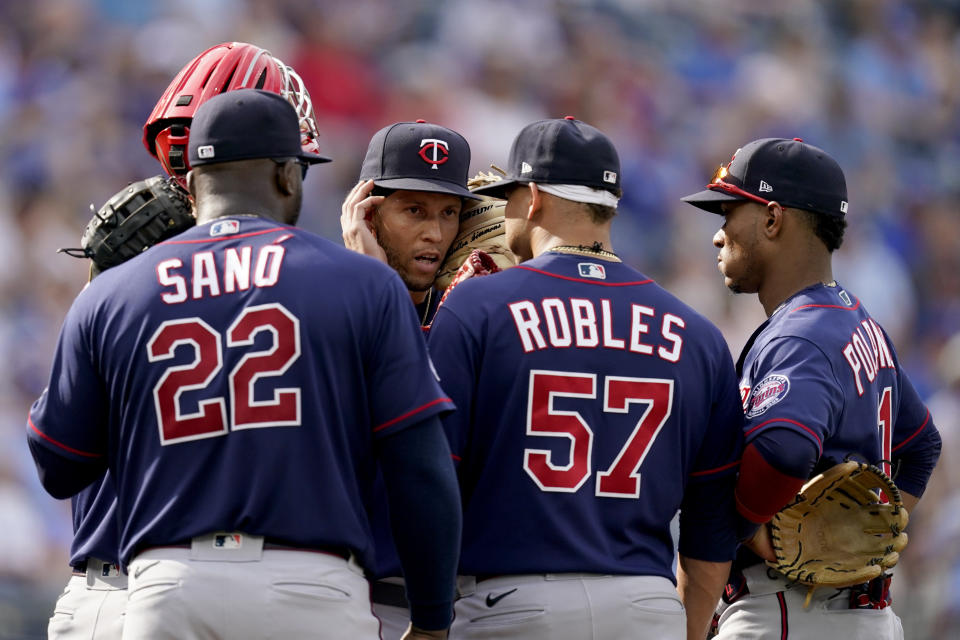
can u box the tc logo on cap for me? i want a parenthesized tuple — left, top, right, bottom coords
(419, 138, 449, 169)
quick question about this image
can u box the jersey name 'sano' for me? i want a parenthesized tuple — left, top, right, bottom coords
(155, 242, 287, 303)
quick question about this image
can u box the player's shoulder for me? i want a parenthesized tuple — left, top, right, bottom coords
(769, 282, 871, 340)
(197, 218, 403, 282)
(289, 228, 389, 268)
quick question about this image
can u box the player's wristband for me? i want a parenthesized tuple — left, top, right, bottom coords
(408, 599, 453, 632)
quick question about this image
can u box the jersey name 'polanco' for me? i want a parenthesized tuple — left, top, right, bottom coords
(841, 317, 896, 396)
(508, 297, 685, 362)
(155, 244, 286, 304)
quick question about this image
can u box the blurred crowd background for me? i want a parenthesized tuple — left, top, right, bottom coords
(1, 0, 958, 637)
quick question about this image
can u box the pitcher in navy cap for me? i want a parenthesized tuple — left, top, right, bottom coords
(682, 139, 940, 640)
(426, 117, 747, 639)
(28, 85, 462, 639)
(341, 120, 479, 327)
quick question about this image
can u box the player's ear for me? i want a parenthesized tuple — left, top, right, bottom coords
(186, 170, 197, 200)
(763, 201, 785, 239)
(527, 182, 542, 219)
(274, 159, 298, 197)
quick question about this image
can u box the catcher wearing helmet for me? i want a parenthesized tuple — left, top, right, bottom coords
(144, 41, 324, 190)
(64, 42, 329, 279)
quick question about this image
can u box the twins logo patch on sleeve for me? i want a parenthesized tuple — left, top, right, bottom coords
(745, 374, 790, 418)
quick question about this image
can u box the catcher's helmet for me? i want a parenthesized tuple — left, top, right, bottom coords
(143, 42, 324, 187)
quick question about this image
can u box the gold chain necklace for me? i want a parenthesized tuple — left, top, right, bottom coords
(419, 287, 434, 326)
(547, 242, 621, 262)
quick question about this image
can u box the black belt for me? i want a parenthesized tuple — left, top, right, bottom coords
(371, 580, 409, 609)
(262, 539, 351, 560)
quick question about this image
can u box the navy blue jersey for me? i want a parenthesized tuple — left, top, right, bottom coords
(69, 476, 119, 567)
(428, 252, 744, 580)
(28, 216, 453, 567)
(369, 286, 443, 580)
(737, 282, 938, 496)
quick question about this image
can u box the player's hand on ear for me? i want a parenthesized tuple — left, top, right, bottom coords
(341, 179, 388, 263)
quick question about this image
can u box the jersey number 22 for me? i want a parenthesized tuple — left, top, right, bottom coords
(147, 303, 301, 445)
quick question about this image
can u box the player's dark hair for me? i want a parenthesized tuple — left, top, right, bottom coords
(585, 202, 618, 223)
(584, 188, 621, 224)
(793, 208, 847, 252)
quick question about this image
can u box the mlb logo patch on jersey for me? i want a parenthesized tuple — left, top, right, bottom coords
(838, 289, 853, 306)
(210, 219, 240, 237)
(578, 262, 606, 280)
(745, 374, 790, 418)
(213, 533, 243, 549)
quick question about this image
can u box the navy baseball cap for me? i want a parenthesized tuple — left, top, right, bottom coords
(360, 121, 479, 200)
(681, 138, 848, 217)
(471, 117, 621, 200)
(188, 88, 331, 168)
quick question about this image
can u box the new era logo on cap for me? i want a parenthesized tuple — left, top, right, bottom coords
(759, 180, 773, 192)
(521, 162, 533, 174)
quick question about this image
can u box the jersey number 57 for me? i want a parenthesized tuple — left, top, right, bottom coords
(524, 369, 673, 499)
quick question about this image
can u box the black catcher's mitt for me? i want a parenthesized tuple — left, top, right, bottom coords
(61, 175, 194, 277)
